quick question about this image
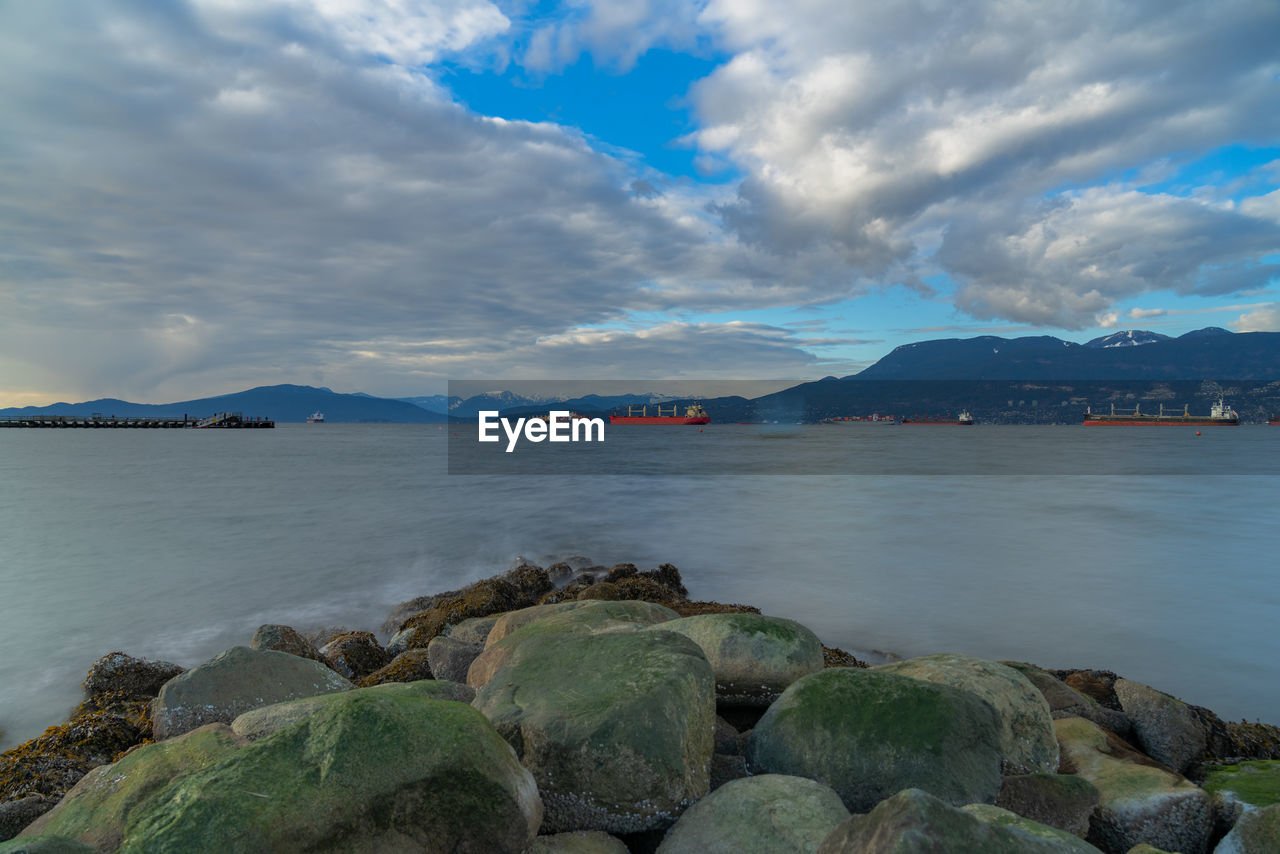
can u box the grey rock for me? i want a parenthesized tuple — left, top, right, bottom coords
(81, 652, 185, 700)
(427, 636, 483, 684)
(1113, 678, 1207, 775)
(249, 625, 325, 663)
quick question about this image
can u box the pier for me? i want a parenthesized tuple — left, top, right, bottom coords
(0, 412, 274, 429)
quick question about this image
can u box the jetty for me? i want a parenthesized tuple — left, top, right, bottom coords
(0, 411, 274, 429)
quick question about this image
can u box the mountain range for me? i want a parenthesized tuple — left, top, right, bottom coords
(4, 328, 1278, 423)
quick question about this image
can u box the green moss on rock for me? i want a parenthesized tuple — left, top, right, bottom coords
(1202, 760, 1280, 808)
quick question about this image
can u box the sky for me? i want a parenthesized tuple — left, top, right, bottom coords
(1, 0, 1278, 405)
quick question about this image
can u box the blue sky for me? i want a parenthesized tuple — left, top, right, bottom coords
(0, 0, 1277, 404)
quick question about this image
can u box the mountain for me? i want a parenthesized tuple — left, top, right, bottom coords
(0, 385, 447, 423)
(1084, 330, 1171, 348)
(854, 328, 1280, 380)
(397, 395, 460, 415)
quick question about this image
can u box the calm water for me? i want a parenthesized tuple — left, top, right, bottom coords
(1, 423, 1277, 748)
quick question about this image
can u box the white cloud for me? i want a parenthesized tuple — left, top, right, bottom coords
(1232, 304, 1280, 333)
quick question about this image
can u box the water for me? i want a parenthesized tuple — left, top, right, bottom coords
(1, 423, 1277, 748)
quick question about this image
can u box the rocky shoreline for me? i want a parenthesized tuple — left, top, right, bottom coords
(2, 560, 1279, 853)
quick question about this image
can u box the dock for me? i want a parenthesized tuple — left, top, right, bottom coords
(0, 412, 274, 429)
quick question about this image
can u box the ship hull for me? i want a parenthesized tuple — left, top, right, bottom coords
(609, 416, 710, 425)
(900, 420, 973, 426)
(1083, 417, 1238, 426)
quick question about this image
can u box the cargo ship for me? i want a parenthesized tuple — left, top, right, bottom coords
(610, 403, 710, 425)
(821, 414, 897, 423)
(1270, 415, 1280, 426)
(1083, 398, 1238, 426)
(900, 410, 973, 425)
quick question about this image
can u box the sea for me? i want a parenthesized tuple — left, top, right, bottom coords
(1, 422, 1277, 748)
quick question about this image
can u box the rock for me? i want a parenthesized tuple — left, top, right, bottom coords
(1003, 662, 1133, 738)
(473, 629, 715, 834)
(18, 725, 246, 851)
(427, 636, 483, 684)
(1112, 678, 1207, 775)
(817, 788, 1102, 853)
(528, 830, 630, 853)
(656, 774, 850, 854)
(448, 615, 500, 645)
(484, 600, 680, 648)
(996, 772, 1101, 838)
(357, 649, 433, 686)
(1055, 670, 1122, 710)
(1214, 802, 1280, 853)
(230, 680, 474, 741)
(118, 692, 542, 853)
(1202, 760, 1280, 840)
(390, 564, 555, 646)
(577, 582, 622, 600)
(1054, 716, 1210, 854)
(648, 614, 824, 707)
(469, 600, 681, 688)
(150, 646, 352, 740)
(745, 668, 1003, 813)
(709, 755, 748, 791)
(318, 631, 388, 681)
(1125, 846, 1176, 853)
(0, 838, 98, 853)
(821, 646, 869, 668)
(879, 653, 1059, 775)
(713, 716, 741, 755)
(81, 653, 185, 700)
(0, 797, 57, 842)
(385, 626, 418, 657)
(249, 625, 325, 662)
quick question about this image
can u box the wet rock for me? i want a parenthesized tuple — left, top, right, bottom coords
(1214, 802, 1280, 853)
(1113, 678, 1207, 775)
(473, 629, 715, 834)
(230, 680, 474, 741)
(745, 668, 1003, 813)
(151, 646, 352, 740)
(879, 654, 1059, 775)
(426, 636, 482, 684)
(657, 774, 850, 854)
(713, 716, 741, 755)
(318, 631, 388, 681)
(249, 625, 325, 663)
(529, 830, 630, 853)
(356, 649, 432, 686)
(18, 725, 246, 851)
(1003, 662, 1133, 739)
(0, 837, 97, 853)
(0, 796, 57, 842)
(822, 646, 869, 668)
(391, 564, 554, 647)
(817, 788, 1101, 853)
(709, 755, 748, 791)
(447, 616, 500, 645)
(81, 653, 185, 701)
(1055, 716, 1210, 854)
(577, 582, 622, 601)
(650, 614, 824, 707)
(996, 772, 1101, 838)
(1054, 670, 1122, 710)
(119, 692, 542, 853)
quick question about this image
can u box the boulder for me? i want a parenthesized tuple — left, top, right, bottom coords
(1202, 760, 1280, 839)
(119, 692, 542, 853)
(1214, 803, 1280, 853)
(817, 788, 1102, 853)
(318, 631, 388, 681)
(1112, 678, 1207, 775)
(880, 654, 1058, 775)
(81, 653, 185, 700)
(248, 625, 325, 663)
(358, 649, 434, 686)
(0, 838, 98, 853)
(18, 725, 246, 851)
(0, 797, 58, 842)
(656, 774, 850, 854)
(427, 636, 483, 684)
(230, 680, 474, 741)
(150, 646, 352, 740)
(528, 831, 630, 853)
(745, 668, 1003, 812)
(1003, 662, 1133, 737)
(385, 626, 418, 657)
(473, 630, 715, 834)
(390, 564, 555, 647)
(710, 754, 748, 791)
(648, 614, 824, 706)
(448, 616, 500, 645)
(469, 600, 681, 688)
(577, 582, 622, 600)
(996, 772, 1101, 838)
(1054, 716, 1210, 854)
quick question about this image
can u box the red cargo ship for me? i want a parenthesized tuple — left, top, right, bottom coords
(900, 410, 973, 425)
(1083, 398, 1238, 426)
(610, 403, 710, 425)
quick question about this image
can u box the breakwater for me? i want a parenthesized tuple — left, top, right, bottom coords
(0, 412, 273, 428)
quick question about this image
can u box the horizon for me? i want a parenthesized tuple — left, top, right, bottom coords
(1, 2, 1277, 407)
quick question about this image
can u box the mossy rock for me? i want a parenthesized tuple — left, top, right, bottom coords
(1113, 678, 1206, 775)
(1215, 802, 1280, 853)
(81, 653, 185, 700)
(318, 631, 389, 681)
(150, 646, 352, 740)
(230, 680, 473, 741)
(995, 772, 1100, 838)
(396, 566, 554, 648)
(1054, 716, 1209, 854)
(473, 629, 715, 834)
(118, 692, 542, 853)
(1202, 760, 1280, 808)
(18, 725, 246, 851)
(357, 649, 433, 686)
(648, 614, 824, 706)
(448, 616, 500, 645)
(817, 788, 1101, 853)
(0, 838, 98, 854)
(248, 625, 325, 663)
(1002, 661, 1132, 738)
(880, 654, 1058, 775)
(745, 668, 1003, 813)
(528, 831, 629, 853)
(656, 774, 850, 854)
(427, 636, 483, 684)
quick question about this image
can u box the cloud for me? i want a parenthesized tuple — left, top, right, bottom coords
(1232, 304, 1280, 333)
(518, 0, 708, 73)
(688, 0, 1280, 326)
